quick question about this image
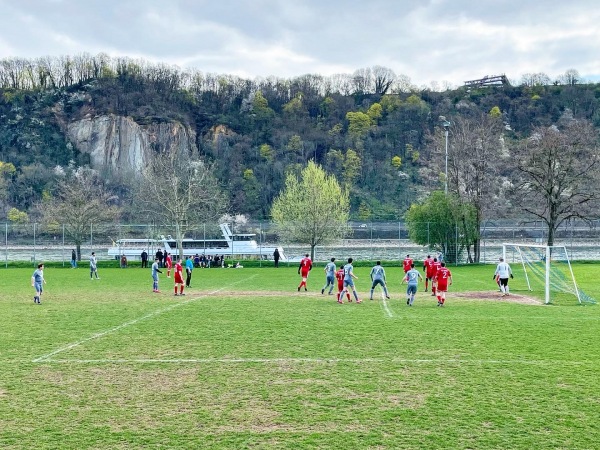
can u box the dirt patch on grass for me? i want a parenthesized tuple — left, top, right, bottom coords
(455, 291, 543, 305)
(196, 289, 544, 305)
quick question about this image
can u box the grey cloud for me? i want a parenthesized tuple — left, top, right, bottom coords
(1, 0, 599, 86)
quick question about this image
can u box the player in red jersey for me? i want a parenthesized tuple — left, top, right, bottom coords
(165, 252, 173, 278)
(430, 257, 441, 296)
(434, 262, 452, 306)
(335, 267, 350, 303)
(173, 258, 185, 296)
(403, 254, 413, 273)
(423, 255, 434, 292)
(297, 254, 312, 291)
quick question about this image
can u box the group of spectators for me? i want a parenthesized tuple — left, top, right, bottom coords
(192, 253, 226, 268)
(140, 249, 226, 269)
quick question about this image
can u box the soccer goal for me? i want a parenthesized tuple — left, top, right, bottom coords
(502, 243, 596, 305)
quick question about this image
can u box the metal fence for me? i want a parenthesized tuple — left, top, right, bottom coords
(2, 219, 600, 266)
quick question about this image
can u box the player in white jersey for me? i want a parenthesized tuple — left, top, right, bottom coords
(90, 252, 100, 279)
(493, 257, 513, 296)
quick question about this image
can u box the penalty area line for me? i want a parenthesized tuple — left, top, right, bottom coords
(381, 289, 394, 319)
(35, 357, 592, 367)
(32, 275, 257, 363)
(380, 293, 394, 318)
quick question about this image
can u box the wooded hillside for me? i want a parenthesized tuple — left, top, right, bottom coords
(1, 55, 599, 221)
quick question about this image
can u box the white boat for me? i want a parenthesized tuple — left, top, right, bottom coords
(108, 223, 286, 261)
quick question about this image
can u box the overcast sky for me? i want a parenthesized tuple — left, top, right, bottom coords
(1, 0, 599, 88)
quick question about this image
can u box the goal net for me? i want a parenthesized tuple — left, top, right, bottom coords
(502, 243, 596, 305)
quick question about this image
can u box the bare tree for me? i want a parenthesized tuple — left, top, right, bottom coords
(520, 72, 551, 87)
(512, 117, 600, 246)
(135, 150, 227, 258)
(327, 73, 354, 96)
(372, 66, 396, 95)
(39, 167, 120, 260)
(434, 112, 505, 262)
(557, 69, 581, 86)
(352, 68, 373, 95)
(391, 74, 416, 93)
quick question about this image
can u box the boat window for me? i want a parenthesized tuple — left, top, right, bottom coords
(233, 235, 254, 242)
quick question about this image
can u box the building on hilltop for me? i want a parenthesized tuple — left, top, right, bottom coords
(464, 74, 511, 88)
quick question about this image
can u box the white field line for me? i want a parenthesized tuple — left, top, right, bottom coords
(32, 275, 258, 363)
(380, 291, 394, 318)
(34, 357, 593, 367)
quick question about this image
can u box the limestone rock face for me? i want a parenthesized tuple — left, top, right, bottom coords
(66, 115, 197, 171)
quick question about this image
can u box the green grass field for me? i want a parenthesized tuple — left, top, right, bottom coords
(1, 263, 599, 449)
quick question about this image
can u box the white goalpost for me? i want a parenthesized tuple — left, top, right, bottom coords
(502, 243, 594, 305)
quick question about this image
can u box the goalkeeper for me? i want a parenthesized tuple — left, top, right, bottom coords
(493, 257, 513, 296)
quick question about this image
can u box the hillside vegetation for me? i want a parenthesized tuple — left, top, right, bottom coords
(1, 55, 599, 221)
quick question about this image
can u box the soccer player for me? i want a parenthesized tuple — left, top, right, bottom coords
(321, 257, 336, 295)
(31, 263, 46, 304)
(90, 252, 100, 279)
(297, 253, 312, 292)
(401, 263, 423, 306)
(369, 261, 390, 300)
(494, 257, 513, 296)
(403, 254, 413, 273)
(335, 266, 350, 303)
(423, 255, 434, 292)
(151, 257, 162, 293)
(434, 262, 452, 306)
(165, 252, 173, 278)
(338, 257, 360, 304)
(173, 258, 185, 296)
(185, 256, 194, 287)
(431, 257, 441, 296)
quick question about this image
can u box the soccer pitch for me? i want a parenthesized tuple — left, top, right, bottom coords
(1, 264, 599, 449)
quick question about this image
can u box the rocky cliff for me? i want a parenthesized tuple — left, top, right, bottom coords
(66, 115, 197, 172)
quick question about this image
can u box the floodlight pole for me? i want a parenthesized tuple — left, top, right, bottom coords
(443, 121, 450, 195)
